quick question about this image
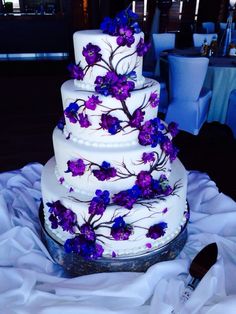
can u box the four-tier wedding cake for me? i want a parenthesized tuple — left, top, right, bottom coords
(41, 9, 188, 265)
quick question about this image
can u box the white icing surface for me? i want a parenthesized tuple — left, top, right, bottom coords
(61, 79, 160, 144)
(41, 157, 188, 257)
(73, 30, 145, 90)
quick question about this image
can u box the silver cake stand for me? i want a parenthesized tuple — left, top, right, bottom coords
(39, 204, 189, 277)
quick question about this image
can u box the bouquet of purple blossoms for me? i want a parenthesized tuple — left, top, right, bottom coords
(100, 8, 141, 37)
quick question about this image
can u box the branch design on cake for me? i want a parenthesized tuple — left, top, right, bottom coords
(60, 146, 171, 189)
(46, 183, 171, 260)
(63, 89, 159, 135)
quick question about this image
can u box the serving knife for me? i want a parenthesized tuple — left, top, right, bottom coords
(181, 242, 218, 303)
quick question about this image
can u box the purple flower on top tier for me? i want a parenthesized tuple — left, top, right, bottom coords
(136, 38, 151, 56)
(100, 9, 141, 36)
(100, 114, 121, 135)
(149, 92, 160, 108)
(78, 112, 91, 128)
(65, 159, 86, 177)
(68, 63, 84, 80)
(168, 122, 179, 137)
(117, 26, 135, 47)
(161, 137, 179, 162)
(85, 95, 102, 110)
(110, 216, 133, 240)
(88, 189, 110, 216)
(93, 161, 117, 181)
(64, 102, 79, 123)
(82, 43, 102, 65)
(80, 223, 96, 241)
(113, 185, 141, 209)
(146, 222, 167, 239)
(47, 200, 77, 234)
(129, 108, 145, 128)
(142, 152, 155, 164)
(64, 235, 104, 260)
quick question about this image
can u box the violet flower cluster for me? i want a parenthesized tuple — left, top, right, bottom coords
(93, 161, 117, 181)
(95, 71, 135, 101)
(146, 222, 168, 239)
(65, 159, 86, 177)
(64, 232, 104, 260)
(47, 200, 77, 234)
(112, 172, 173, 209)
(88, 189, 110, 216)
(100, 8, 141, 41)
(110, 216, 133, 240)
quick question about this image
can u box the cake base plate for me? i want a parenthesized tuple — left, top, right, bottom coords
(39, 204, 188, 277)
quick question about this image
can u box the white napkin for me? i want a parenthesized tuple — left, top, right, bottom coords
(0, 164, 236, 313)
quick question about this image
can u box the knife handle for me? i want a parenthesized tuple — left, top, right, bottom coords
(180, 277, 200, 303)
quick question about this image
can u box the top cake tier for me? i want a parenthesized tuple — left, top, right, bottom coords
(73, 30, 145, 91)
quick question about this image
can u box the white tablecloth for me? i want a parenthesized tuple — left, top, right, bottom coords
(1, 163, 236, 314)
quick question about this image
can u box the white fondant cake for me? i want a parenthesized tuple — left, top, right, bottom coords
(41, 8, 188, 261)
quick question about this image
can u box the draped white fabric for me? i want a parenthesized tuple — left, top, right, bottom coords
(1, 163, 236, 314)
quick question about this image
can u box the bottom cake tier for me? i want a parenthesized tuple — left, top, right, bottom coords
(39, 203, 188, 275)
(41, 157, 188, 262)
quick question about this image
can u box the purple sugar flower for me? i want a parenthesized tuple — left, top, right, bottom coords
(146, 222, 167, 239)
(82, 43, 102, 65)
(64, 102, 79, 124)
(95, 71, 119, 96)
(142, 152, 155, 164)
(100, 114, 121, 135)
(100, 9, 141, 36)
(78, 112, 91, 128)
(117, 26, 135, 47)
(88, 189, 110, 216)
(152, 174, 173, 196)
(149, 92, 160, 108)
(80, 223, 96, 241)
(68, 63, 84, 80)
(136, 171, 152, 188)
(110, 216, 133, 240)
(161, 137, 179, 162)
(129, 108, 145, 128)
(47, 201, 77, 234)
(138, 118, 165, 147)
(65, 159, 86, 177)
(84, 95, 102, 110)
(64, 235, 104, 260)
(168, 122, 179, 137)
(111, 78, 135, 101)
(112, 185, 141, 209)
(93, 161, 117, 181)
(100, 16, 118, 35)
(136, 38, 151, 56)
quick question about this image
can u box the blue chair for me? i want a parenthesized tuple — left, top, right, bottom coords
(219, 22, 235, 30)
(193, 33, 218, 47)
(150, 33, 176, 114)
(226, 89, 236, 138)
(202, 22, 215, 34)
(165, 55, 212, 135)
(152, 33, 176, 77)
